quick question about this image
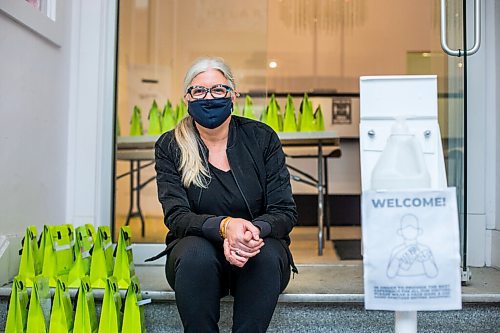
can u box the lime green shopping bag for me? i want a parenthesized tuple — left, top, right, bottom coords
(49, 279, 74, 333)
(26, 276, 51, 333)
(113, 226, 136, 289)
(299, 93, 316, 132)
(18, 226, 38, 287)
(283, 94, 298, 132)
(242, 95, 256, 120)
(130, 106, 144, 136)
(40, 225, 75, 287)
(122, 276, 149, 333)
(68, 225, 95, 288)
(314, 105, 325, 131)
(147, 100, 162, 135)
(74, 277, 98, 333)
(90, 226, 114, 289)
(5, 276, 29, 333)
(264, 94, 281, 132)
(98, 277, 123, 333)
(175, 99, 188, 123)
(232, 101, 241, 116)
(161, 100, 176, 133)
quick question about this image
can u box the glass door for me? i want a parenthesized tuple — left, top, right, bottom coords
(113, 0, 471, 267)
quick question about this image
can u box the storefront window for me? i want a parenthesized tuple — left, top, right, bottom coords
(114, 0, 451, 259)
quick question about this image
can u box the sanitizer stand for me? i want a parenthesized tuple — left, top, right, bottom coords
(359, 76, 448, 333)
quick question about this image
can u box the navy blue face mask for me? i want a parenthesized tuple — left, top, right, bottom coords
(188, 97, 233, 129)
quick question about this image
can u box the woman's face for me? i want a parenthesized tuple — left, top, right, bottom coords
(185, 69, 235, 102)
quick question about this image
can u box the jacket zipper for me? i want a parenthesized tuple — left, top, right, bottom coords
(227, 153, 255, 220)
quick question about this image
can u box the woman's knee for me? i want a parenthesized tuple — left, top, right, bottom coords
(166, 236, 222, 288)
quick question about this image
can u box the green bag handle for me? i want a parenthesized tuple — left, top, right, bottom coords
(113, 226, 136, 289)
(5, 276, 29, 333)
(18, 226, 38, 287)
(74, 277, 98, 333)
(148, 100, 162, 135)
(49, 279, 74, 333)
(122, 276, 149, 333)
(90, 226, 114, 289)
(98, 277, 123, 333)
(27, 276, 51, 333)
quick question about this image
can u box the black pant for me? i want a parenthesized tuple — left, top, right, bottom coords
(165, 236, 291, 333)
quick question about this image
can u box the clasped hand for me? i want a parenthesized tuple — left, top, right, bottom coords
(223, 218, 264, 268)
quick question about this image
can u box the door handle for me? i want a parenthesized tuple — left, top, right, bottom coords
(440, 0, 481, 57)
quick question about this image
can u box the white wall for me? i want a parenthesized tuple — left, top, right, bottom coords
(0, 3, 72, 235)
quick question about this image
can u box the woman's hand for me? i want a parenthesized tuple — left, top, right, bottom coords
(223, 218, 265, 264)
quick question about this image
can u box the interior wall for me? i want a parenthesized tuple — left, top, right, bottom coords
(0, 3, 72, 235)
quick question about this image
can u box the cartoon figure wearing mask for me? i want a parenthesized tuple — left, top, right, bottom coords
(387, 214, 438, 279)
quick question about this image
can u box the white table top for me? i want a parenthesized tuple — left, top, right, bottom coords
(117, 131, 340, 150)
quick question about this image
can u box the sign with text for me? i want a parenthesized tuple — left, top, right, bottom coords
(362, 188, 462, 311)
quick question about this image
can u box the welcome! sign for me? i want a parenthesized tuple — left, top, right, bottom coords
(362, 188, 462, 311)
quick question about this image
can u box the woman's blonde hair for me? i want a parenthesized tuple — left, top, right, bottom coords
(175, 57, 236, 188)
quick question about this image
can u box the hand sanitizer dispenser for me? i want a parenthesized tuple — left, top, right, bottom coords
(371, 117, 431, 190)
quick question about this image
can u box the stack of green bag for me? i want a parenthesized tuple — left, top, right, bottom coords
(257, 93, 326, 133)
(131, 99, 189, 136)
(129, 93, 326, 136)
(6, 225, 149, 333)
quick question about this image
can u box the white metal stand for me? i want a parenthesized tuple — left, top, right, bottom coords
(395, 311, 417, 333)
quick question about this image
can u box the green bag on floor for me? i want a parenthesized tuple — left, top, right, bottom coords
(5, 276, 29, 333)
(49, 279, 74, 333)
(283, 94, 298, 132)
(40, 225, 75, 287)
(113, 226, 135, 289)
(147, 100, 162, 135)
(26, 276, 51, 333)
(122, 276, 149, 333)
(68, 225, 95, 287)
(98, 277, 123, 333)
(161, 100, 176, 133)
(314, 105, 325, 131)
(18, 226, 38, 287)
(130, 106, 143, 136)
(90, 226, 114, 289)
(74, 277, 98, 333)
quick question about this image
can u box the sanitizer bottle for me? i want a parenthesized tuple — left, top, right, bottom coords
(371, 117, 431, 190)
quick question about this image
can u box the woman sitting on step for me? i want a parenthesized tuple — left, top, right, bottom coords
(154, 57, 298, 333)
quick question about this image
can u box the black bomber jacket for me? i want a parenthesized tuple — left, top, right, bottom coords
(153, 116, 298, 270)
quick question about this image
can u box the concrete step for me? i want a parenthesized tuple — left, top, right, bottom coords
(1, 265, 499, 332)
(1, 297, 499, 332)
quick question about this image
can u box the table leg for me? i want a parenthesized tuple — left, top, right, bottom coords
(317, 143, 324, 255)
(324, 156, 331, 240)
(125, 161, 134, 227)
(136, 160, 146, 237)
